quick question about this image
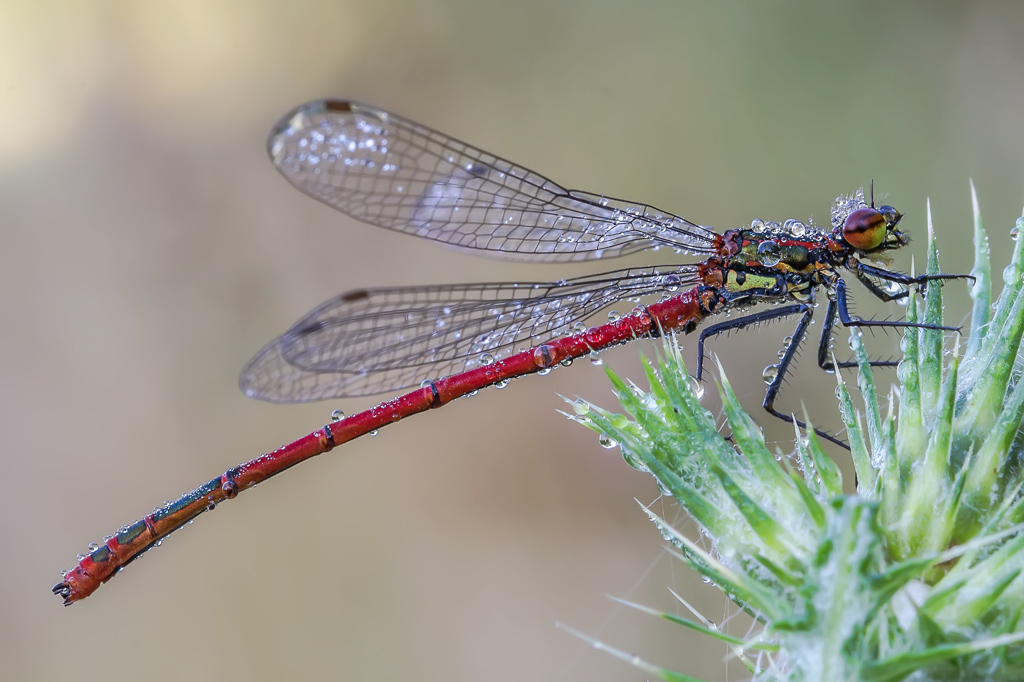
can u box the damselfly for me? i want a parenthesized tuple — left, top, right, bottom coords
(55, 99, 970, 605)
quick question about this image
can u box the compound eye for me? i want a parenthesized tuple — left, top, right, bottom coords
(843, 207, 886, 251)
(878, 204, 902, 227)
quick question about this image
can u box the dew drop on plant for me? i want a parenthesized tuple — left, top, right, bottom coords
(1012, 225, 1020, 241)
(607, 310, 621, 322)
(896, 360, 909, 383)
(88, 542, 99, 552)
(572, 321, 587, 334)
(369, 429, 378, 436)
(762, 364, 779, 383)
(848, 329, 863, 351)
(495, 378, 510, 388)
(331, 409, 345, 422)
(573, 399, 590, 415)
(751, 218, 765, 232)
(560, 358, 574, 367)
(1004, 264, 1018, 285)
(479, 353, 494, 366)
(420, 379, 434, 388)
(598, 435, 618, 449)
(782, 335, 793, 349)
(688, 375, 705, 399)
(538, 367, 551, 375)
(589, 350, 603, 365)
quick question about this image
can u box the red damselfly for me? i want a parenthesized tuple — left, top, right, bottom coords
(55, 99, 970, 605)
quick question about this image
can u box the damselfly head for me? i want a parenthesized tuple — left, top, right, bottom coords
(840, 204, 906, 253)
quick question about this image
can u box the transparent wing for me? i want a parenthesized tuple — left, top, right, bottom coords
(267, 100, 720, 263)
(240, 265, 700, 402)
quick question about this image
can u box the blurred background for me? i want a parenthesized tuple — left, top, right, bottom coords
(4, 1, 1024, 680)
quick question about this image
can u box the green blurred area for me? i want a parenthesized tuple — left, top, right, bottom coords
(3, 2, 1023, 681)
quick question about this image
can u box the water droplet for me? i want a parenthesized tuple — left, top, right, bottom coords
(778, 348, 788, 359)
(782, 335, 794, 348)
(88, 542, 99, 552)
(661, 274, 681, 292)
(598, 435, 618, 449)
(896, 360, 909, 383)
(784, 219, 806, 237)
(76, 553, 86, 561)
(331, 409, 345, 422)
(607, 310, 621, 322)
(589, 350, 603, 365)
(420, 379, 434, 389)
(762, 364, 779, 383)
(688, 375, 705, 399)
(573, 399, 590, 415)
(495, 378, 510, 388)
(848, 328, 863, 350)
(369, 429, 379, 436)
(1012, 225, 1020, 241)
(572, 321, 587, 334)
(560, 358, 574, 367)
(882, 281, 903, 297)
(538, 367, 551, 375)
(757, 240, 781, 267)
(750, 218, 765, 232)
(835, 385, 845, 400)
(479, 353, 494, 366)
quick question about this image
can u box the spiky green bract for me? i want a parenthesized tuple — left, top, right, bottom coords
(570, 193, 1024, 681)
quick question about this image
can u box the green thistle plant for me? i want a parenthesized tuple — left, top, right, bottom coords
(570, 187, 1024, 681)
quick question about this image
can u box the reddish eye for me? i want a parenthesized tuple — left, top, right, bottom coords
(842, 207, 887, 251)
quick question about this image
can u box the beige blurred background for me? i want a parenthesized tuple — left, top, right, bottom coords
(4, 1, 1024, 680)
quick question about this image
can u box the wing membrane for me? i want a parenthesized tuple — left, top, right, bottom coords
(240, 265, 700, 401)
(267, 100, 719, 263)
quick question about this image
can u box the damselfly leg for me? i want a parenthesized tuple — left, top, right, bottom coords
(697, 271, 972, 448)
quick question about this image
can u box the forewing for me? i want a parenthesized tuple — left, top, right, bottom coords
(240, 265, 700, 402)
(267, 100, 719, 263)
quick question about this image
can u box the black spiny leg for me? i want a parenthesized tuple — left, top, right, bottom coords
(850, 262, 975, 303)
(759, 305, 852, 449)
(836, 264, 975, 364)
(816, 298, 899, 374)
(821, 265, 974, 372)
(834, 278, 960, 333)
(696, 304, 809, 384)
(695, 303, 847, 448)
